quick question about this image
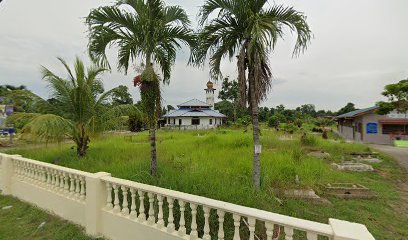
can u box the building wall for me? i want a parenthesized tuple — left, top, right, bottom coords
(361, 113, 400, 144)
(338, 125, 359, 142)
(165, 116, 223, 129)
(338, 112, 408, 145)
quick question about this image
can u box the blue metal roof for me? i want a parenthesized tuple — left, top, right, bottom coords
(177, 99, 211, 108)
(336, 106, 378, 118)
(163, 109, 226, 118)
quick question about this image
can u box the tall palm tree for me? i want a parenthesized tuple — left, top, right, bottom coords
(86, 0, 195, 176)
(193, 0, 312, 189)
(14, 57, 139, 157)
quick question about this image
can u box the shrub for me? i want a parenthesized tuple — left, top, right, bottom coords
(300, 133, 318, 146)
(282, 123, 298, 134)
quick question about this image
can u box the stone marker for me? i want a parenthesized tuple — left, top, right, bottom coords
(307, 151, 331, 158)
(2, 205, 13, 210)
(321, 183, 376, 199)
(332, 162, 374, 172)
(38, 222, 46, 229)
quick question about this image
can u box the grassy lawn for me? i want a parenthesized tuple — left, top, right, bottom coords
(3, 128, 407, 239)
(0, 195, 97, 240)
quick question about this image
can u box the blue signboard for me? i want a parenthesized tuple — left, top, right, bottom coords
(366, 122, 378, 134)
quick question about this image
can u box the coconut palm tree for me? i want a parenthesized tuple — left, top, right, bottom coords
(86, 0, 195, 176)
(193, 0, 312, 188)
(14, 57, 139, 157)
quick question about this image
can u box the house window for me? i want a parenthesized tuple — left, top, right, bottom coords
(209, 119, 213, 125)
(167, 118, 170, 124)
(215, 118, 217, 124)
(173, 118, 175, 124)
(192, 117, 200, 125)
(382, 124, 408, 134)
(179, 119, 182, 125)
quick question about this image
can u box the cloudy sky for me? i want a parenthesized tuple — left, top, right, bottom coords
(0, 0, 407, 111)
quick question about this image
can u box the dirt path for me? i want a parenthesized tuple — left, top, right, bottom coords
(368, 144, 408, 166)
(368, 144, 408, 217)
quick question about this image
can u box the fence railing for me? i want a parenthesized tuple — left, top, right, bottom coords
(0, 153, 375, 240)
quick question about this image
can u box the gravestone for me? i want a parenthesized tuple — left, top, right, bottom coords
(332, 162, 374, 172)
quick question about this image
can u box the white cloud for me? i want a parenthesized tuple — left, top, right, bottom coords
(1, 0, 407, 112)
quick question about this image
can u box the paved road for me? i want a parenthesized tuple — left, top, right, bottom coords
(368, 144, 408, 170)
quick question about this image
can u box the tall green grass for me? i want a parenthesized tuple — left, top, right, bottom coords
(4, 128, 407, 239)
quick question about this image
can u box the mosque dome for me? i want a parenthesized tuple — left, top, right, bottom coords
(206, 80, 214, 89)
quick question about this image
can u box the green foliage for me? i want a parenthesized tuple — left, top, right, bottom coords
(6, 113, 40, 130)
(267, 113, 286, 128)
(376, 79, 408, 114)
(7, 129, 407, 239)
(314, 117, 334, 139)
(218, 77, 239, 102)
(86, 0, 195, 82)
(282, 123, 298, 134)
(21, 57, 139, 156)
(234, 116, 251, 127)
(21, 114, 72, 143)
(337, 102, 357, 116)
(193, 0, 312, 106)
(0, 195, 96, 240)
(300, 133, 318, 146)
(111, 85, 133, 105)
(1, 89, 52, 113)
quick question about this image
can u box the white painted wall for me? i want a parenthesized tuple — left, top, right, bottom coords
(0, 153, 374, 240)
(165, 116, 223, 129)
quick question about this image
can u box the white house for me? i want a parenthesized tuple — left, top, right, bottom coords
(163, 81, 227, 129)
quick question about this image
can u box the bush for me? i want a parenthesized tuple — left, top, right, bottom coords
(300, 133, 318, 146)
(282, 123, 298, 134)
(268, 115, 279, 128)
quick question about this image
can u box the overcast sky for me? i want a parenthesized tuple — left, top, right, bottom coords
(1, 0, 407, 111)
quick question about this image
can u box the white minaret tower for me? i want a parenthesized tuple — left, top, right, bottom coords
(205, 80, 215, 109)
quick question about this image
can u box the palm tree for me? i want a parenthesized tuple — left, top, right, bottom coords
(193, 0, 312, 189)
(315, 117, 334, 139)
(14, 57, 139, 157)
(86, 0, 195, 176)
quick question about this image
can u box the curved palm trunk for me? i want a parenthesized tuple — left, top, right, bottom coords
(249, 71, 261, 189)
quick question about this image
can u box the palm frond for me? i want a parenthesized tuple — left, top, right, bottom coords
(21, 114, 73, 143)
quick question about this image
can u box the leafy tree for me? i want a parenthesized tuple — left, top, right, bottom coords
(259, 107, 270, 122)
(1, 87, 51, 113)
(218, 77, 240, 121)
(193, 0, 311, 188)
(0, 85, 26, 96)
(16, 57, 139, 156)
(111, 85, 133, 105)
(337, 102, 357, 115)
(87, 0, 195, 175)
(296, 104, 316, 117)
(282, 122, 298, 135)
(167, 105, 175, 112)
(268, 113, 286, 129)
(215, 100, 234, 120)
(377, 79, 408, 114)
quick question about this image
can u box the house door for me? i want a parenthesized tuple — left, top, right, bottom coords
(358, 123, 363, 141)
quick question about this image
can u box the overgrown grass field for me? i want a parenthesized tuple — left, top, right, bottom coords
(4, 128, 407, 239)
(0, 195, 96, 240)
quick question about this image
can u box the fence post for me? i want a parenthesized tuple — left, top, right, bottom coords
(85, 171, 111, 236)
(0, 153, 15, 195)
(329, 218, 375, 240)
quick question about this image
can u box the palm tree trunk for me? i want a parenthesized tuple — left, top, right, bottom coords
(76, 125, 89, 157)
(145, 51, 158, 176)
(149, 127, 157, 176)
(249, 71, 261, 189)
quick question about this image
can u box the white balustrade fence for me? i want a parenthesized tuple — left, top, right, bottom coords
(0, 153, 375, 240)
